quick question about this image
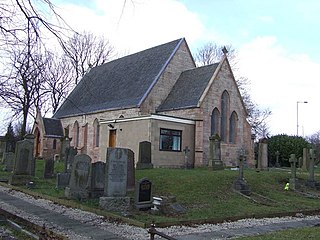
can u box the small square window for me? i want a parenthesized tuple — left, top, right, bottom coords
(159, 128, 182, 151)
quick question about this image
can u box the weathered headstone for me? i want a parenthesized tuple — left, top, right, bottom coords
(99, 148, 131, 212)
(136, 141, 153, 169)
(44, 158, 55, 179)
(208, 134, 224, 170)
(134, 178, 153, 210)
(302, 148, 309, 171)
(127, 149, 135, 192)
(60, 136, 71, 163)
(88, 161, 105, 198)
(9, 134, 35, 185)
(64, 146, 77, 173)
(183, 146, 193, 169)
(306, 149, 316, 188)
(65, 154, 91, 199)
(56, 172, 70, 189)
(289, 154, 297, 190)
(3, 152, 15, 172)
(257, 138, 268, 171)
(233, 150, 250, 195)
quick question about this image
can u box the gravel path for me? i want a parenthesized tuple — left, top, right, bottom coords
(0, 185, 320, 239)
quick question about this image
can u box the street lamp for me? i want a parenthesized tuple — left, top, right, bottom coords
(296, 101, 308, 136)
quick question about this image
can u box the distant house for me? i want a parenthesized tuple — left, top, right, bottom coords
(32, 110, 64, 160)
(34, 38, 254, 167)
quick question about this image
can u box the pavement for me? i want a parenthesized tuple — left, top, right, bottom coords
(0, 191, 122, 240)
(0, 189, 320, 240)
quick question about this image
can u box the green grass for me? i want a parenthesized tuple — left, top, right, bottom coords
(238, 226, 320, 239)
(1, 160, 320, 227)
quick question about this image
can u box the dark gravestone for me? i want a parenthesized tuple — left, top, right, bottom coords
(136, 141, 153, 169)
(64, 146, 77, 173)
(56, 172, 70, 189)
(9, 134, 35, 185)
(3, 152, 15, 172)
(88, 161, 105, 198)
(60, 136, 71, 163)
(134, 178, 153, 209)
(65, 154, 91, 199)
(44, 158, 55, 179)
(127, 149, 135, 192)
(306, 149, 316, 188)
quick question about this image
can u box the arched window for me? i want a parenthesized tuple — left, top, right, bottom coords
(93, 119, 100, 147)
(220, 90, 230, 142)
(73, 121, 79, 147)
(53, 139, 57, 149)
(229, 111, 238, 143)
(211, 108, 220, 136)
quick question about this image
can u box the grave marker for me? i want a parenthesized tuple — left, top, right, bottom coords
(134, 178, 153, 209)
(289, 154, 297, 190)
(208, 134, 224, 170)
(44, 158, 55, 179)
(88, 161, 105, 198)
(136, 141, 153, 169)
(65, 154, 91, 199)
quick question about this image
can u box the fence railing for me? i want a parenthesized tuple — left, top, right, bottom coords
(148, 222, 177, 240)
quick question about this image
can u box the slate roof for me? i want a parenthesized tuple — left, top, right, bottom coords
(157, 63, 219, 111)
(54, 38, 185, 118)
(43, 118, 64, 137)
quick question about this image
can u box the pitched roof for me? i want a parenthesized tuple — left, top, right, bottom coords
(157, 63, 219, 111)
(54, 38, 185, 118)
(43, 118, 64, 137)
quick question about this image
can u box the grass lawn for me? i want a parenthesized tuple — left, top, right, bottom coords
(1, 159, 320, 227)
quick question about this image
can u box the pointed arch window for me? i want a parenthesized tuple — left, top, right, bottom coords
(211, 108, 220, 136)
(73, 121, 79, 147)
(93, 119, 100, 147)
(229, 111, 238, 144)
(220, 90, 230, 142)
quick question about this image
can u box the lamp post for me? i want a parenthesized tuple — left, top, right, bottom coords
(296, 101, 308, 136)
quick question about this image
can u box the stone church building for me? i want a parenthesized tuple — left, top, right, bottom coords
(32, 38, 254, 167)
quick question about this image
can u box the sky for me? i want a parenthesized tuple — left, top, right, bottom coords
(3, 0, 320, 137)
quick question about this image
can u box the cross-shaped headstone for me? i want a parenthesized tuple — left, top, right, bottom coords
(238, 151, 245, 180)
(308, 149, 315, 182)
(289, 154, 297, 179)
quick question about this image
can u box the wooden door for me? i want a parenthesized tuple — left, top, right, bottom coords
(109, 130, 116, 147)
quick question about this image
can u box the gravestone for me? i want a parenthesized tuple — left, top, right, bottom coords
(99, 148, 131, 212)
(60, 136, 71, 163)
(208, 134, 224, 170)
(56, 172, 70, 189)
(257, 138, 268, 171)
(302, 148, 309, 171)
(3, 152, 15, 172)
(134, 178, 153, 210)
(9, 134, 35, 185)
(65, 154, 91, 199)
(136, 141, 153, 169)
(88, 161, 105, 198)
(183, 146, 193, 169)
(289, 154, 297, 190)
(44, 158, 55, 179)
(306, 149, 316, 188)
(127, 149, 135, 192)
(64, 146, 77, 173)
(233, 150, 251, 195)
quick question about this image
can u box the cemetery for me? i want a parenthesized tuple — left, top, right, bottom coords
(0, 134, 320, 239)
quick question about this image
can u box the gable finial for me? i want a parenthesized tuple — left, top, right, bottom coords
(222, 46, 228, 55)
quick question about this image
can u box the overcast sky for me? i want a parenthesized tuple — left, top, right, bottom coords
(4, 0, 319, 137)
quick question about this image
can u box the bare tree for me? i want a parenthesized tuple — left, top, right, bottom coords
(43, 53, 75, 114)
(306, 131, 320, 164)
(0, 39, 47, 138)
(195, 42, 271, 139)
(65, 31, 114, 84)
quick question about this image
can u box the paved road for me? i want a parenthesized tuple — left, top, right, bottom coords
(0, 191, 122, 240)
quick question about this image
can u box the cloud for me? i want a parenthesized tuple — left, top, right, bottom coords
(55, 0, 204, 54)
(238, 36, 320, 136)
